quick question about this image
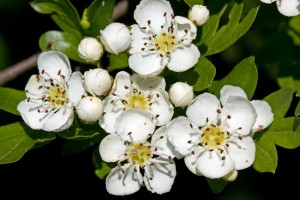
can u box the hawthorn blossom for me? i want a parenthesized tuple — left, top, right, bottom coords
(260, 0, 300, 17)
(128, 0, 200, 76)
(17, 51, 86, 132)
(99, 109, 177, 195)
(188, 4, 210, 26)
(166, 85, 273, 179)
(99, 71, 174, 134)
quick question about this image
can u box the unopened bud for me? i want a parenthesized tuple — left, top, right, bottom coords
(169, 82, 194, 108)
(188, 5, 210, 26)
(78, 37, 103, 62)
(100, 22, 131, 54)
(76, 96, 104, 124)
(84, 68, 112, 96)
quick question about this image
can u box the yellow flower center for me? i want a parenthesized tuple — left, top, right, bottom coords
(201, 125, 226, 149)
(46, 84, 68, 108)
(125, 93, 149, 110)
(128, 142, 153, 166)
(154, 32, 176, 54)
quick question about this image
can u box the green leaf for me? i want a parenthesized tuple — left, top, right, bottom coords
(208, 56, 257, 99)
(183, 0, 204, 7)
(277, 76, 300, 96)
(264, 87, 293, 119)
(107, 53, 129, 72)
(295, 101, 300, 116)
(81, 0, 115, 36)
(253, 132, 278, 173)
(200, 0, 259, 56)
(29, 130, 56, 149)
(206, 178, 228, 193)
(39, 30, 84, 63)
(0, 87, 25, 116)
(30, 0, 83, 36)
(92, 147, 113, 180)
(0, 122, 35, 164)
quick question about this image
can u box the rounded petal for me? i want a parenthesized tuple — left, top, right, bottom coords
(174, 16, 197, 44)
(106, 164, 143, 196)
(227, 136, 256, 170)
(83, 68, 112, 96)
(251, 100, 274, 132)
(67, 71, 86, 106)
(129, 24, 149, 55)
(134, 0, 174, 34)
(111, 71, 132, 98)
(184, 146, 205, 176)
(129, 53, 165, 77)
(196, 150, 235, 179)
(17, 101, 50, 130)
(24, 75, 47, 99)
(42, 106, 74, 132)
(131, 73, 166, 91)
(99, 134, 127, 162)
(221, 96, 257, 135)
(260, 0, 276, 4)
(166, 116, 200, 155)
(148, 90, 174, 126)
(277, 0, 300, 17)
(223, 169, 238, 182)
(186, 93, 220, 126)
(168, 44, 200, 72)
(37, 51, 71, 81)
(151, 126, 182, 159)
(220, 85, 248, 105)
(76, 96, 104, 123)
(144, 157, 176, 194)
(115, 109, 155, 143)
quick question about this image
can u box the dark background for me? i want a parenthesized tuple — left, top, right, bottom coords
(0, 0, 299, 199)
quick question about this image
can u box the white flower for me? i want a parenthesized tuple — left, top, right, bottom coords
(167, 86, 259, 179)
(99, 109, 177, 195)
(100, 22, 131, 54)
(17, 51, 86, 132)
(169, 82, 194, 107)
(99, 71, 174, 134)
(128, 0, 200, 76)
(83, 68, 112, 96)
(76, 96, 104, 124)
(188, 4, 210, 26)
(260, 0, 300, 17)
(77, 37, 104, 62)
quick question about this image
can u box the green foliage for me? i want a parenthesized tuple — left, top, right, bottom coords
(277, 76, 300, 96)
(206, 178, 228, 194)
(184, 0, 204, 7)
(0, 87, 25, 116)
(107, 53, 129, 72)
(92, 147, 113, 180)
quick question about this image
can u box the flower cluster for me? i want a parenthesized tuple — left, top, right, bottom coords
(17, 0, 275, 196)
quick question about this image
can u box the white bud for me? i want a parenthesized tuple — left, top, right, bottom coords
(188, 5, 210, 26)
(76, 96, 104, 124)
(84, 68, 112, 96)
(100, 22, 131, 54)
(78, 37, 103, 62)
(276, 0, 300, 17)
(169, 82, 194, 108)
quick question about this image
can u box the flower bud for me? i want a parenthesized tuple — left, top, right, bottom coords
(188, 5, 210, 26)
(84, 68, 112, 96)
(76, 96, 104, 124)
(78, 37, 104, 62)
(169, 82, 194, 108)
(100, 22, 131, 54)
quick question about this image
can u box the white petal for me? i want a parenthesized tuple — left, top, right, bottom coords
(220, 85, 248, 105)
(111, 71, 132, 98)
(37, 51, 71, 81)
(106, 164, 142, 196)
(221, 96, 257, 135)
(166, 116, 200, 155)
(99, 134, 127, 162)
(227, 136, 256, 170)
(17, 101, 50, 130)
(184, 146, 204, 176)
(151, 126, 182, 159)
(42, 106, 74, 132)
(260, 0, 276, 4)
(131, 73, 166, 91)
(277, 0, 300, 17)
(196, 150, 235, 179)
(251, 100, 274, 132)
(129, 53, 165, 77)
(115, 109, 155, 143)
(143, 157, 176, 194)
(24, 75, 46, 99)
(174, 16, 197, 44)
(67, 71, 86, 106)
(186, 93, 220, 126)
(99, 95, 123, 134)
(148, 90, 174, 126)
(134, 0, 173, 35)
(129, 24, 149, 55)
(168, 44, 200, 72)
